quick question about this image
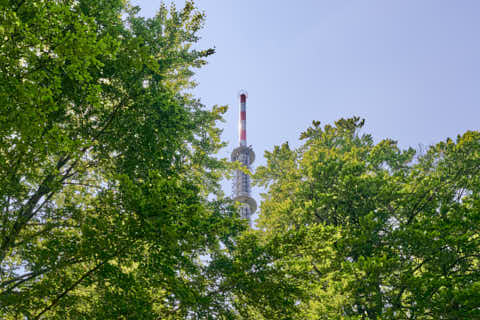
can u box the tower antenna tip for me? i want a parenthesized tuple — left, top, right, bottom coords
(238, 90, 248, 98)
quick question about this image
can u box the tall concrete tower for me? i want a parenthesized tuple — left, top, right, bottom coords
(231, 91, 256, 222)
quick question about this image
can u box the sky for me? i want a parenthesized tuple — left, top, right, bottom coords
(132, 0, 480, 219)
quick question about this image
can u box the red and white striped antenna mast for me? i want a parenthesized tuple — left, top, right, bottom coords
(239, 90, 248, 146)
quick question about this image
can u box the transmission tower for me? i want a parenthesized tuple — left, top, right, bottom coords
(231, 91, 256, 223)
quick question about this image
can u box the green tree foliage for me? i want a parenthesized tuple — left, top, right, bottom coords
(206, 230, 304, 319)
(251, 118, 480, 319)
(0, 0, 244, 318)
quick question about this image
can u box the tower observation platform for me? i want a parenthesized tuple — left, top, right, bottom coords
(231, 92, 256, 222)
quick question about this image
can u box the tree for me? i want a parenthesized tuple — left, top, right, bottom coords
(251, 118, 480, 319)
(0, 0, 243, 318)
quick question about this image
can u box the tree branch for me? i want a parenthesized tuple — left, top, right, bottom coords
(33, 259, 107, 320)
(32, 244, 132, 319)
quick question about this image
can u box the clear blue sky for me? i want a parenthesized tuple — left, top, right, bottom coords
(133, 0, 480, 206)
